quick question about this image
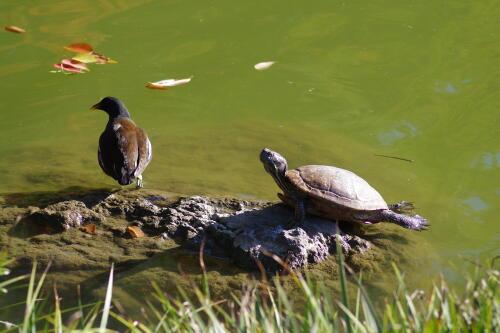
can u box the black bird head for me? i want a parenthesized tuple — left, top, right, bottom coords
(91, 97, 130, 119)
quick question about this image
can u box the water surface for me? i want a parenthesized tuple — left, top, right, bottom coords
(0, 0, 498, 299)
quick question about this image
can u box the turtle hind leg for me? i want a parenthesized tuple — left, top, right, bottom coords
(389, 201, 414, 214)
(380, 210, 429, 231)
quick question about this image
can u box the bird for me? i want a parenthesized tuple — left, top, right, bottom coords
(91, 97, 152, 188)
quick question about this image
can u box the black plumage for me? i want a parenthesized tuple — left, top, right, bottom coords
(91, 97, 152, 187)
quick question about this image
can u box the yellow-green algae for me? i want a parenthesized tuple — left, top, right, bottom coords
(0, 187, 434, 320)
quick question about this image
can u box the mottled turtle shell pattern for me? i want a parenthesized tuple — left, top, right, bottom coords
(285, 165, 389, 211)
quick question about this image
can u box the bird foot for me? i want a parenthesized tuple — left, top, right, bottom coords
(136, 175, 144, 188)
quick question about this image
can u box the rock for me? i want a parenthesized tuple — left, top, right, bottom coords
(28, 200, 103, 231)
(16, 191, 370, 271)
(195, 202, 370, 271)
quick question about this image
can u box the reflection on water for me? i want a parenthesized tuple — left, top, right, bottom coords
(434, 81, 458, 94)
(377, 120, 418, 145)
(462, 196, 489, 212)
(470, 151, 500, 169)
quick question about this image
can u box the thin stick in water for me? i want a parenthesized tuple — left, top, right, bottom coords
(374, 154, 415, 163)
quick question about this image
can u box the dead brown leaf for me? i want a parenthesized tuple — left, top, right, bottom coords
(80, 224, 97, 235)
(5, 26, 26, 33)
(126, 226, 145, 238)
(64, 42, 94, 54)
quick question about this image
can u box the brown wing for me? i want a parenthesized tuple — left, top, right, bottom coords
(98, 118, 139, 185)
(285, 165, 388, 211)
(133, 126, 152, 178)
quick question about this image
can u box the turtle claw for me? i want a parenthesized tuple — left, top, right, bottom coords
(410, 214, 429, 231)
(383, 210, 429, 231)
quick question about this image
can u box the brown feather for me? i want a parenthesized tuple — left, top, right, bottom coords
(98, 118, 151, 185)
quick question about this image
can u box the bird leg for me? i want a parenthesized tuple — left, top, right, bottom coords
(136, 175, 144, 188)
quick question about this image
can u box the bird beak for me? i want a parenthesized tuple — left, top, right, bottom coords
(90, 102, 100, 110)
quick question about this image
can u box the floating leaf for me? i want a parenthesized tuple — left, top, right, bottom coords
(53, 43, 116, 75)
(94, 53, 108, 64)
(80, 224, 96, 235)
(5, 26, 26, 33)
(61, 58, 89, 71)
(146, 77, 192, 90)
(72, 53, 99, 63)
(126, 226, 144, 238)
(64, 42, 93, 54)
(72, 53, 116, 64)
(92, 52, 117, 64)
(254, 61, 276, 71)
(145, 83, 168, 90)
(53, 63, 83, 73)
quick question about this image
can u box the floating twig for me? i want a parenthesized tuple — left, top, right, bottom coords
(374, 154, 414, 163)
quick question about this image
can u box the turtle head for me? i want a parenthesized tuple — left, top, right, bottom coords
(91, 97, 130, 119)
(260, 148, 288, 177)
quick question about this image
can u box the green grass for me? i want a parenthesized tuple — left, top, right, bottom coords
(0, 250, 498, 332)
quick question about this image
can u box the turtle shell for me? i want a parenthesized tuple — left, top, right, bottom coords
(285, 165, 388, 211)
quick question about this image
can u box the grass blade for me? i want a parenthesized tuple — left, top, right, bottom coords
(336, 233, 353, 333)
(100, 262, 114, 332)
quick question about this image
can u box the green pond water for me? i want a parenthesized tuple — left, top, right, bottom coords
(0, 0, 498, 310)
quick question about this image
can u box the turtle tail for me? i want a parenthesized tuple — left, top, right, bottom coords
(380, 210, 429, 231)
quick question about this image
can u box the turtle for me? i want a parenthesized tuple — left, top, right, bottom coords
(260, 148, 428, 231)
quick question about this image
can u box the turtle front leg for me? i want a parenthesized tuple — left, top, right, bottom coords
(286, 198, 307, 228)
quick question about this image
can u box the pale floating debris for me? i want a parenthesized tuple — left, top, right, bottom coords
(145, 83, 168, 90)
(146, 77, 192, 90)
(5, 25, 26, 33)
(254, 61, 276, 71)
